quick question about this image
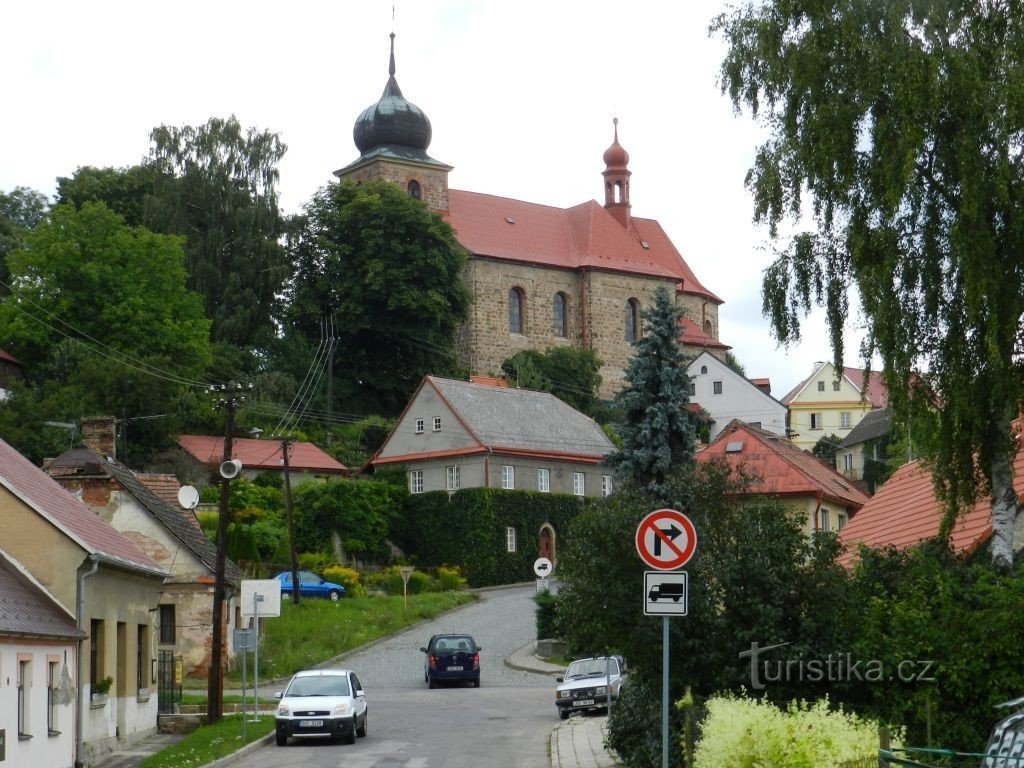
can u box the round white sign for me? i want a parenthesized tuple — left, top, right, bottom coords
(533, 557, 554, 578)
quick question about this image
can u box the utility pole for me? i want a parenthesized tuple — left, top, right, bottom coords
(208, 382, 248, 724)
(281, 436, 300, 604)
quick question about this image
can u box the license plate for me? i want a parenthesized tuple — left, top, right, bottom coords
(299, 719, 323, 727)
(448, 665, 464, 671)
(574, 699, 595, 707)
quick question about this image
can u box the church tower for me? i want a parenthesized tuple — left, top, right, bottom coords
(602, 118, 631, 229)
(334, 34, 452, 211)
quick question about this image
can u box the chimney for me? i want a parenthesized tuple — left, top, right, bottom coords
(81, 416, 117, 459)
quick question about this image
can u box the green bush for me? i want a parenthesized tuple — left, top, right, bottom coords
(533, 589, 559, 640)
(298, 552, 333, 573)
(379, 567, 431, 595)
(693, 694, 888, 768)
(436, 566, 466, 591)
(607, 676, 684, 767)
(322, 565, 365, 597)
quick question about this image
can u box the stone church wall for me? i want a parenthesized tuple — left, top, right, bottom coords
(339, 158, 450, 211)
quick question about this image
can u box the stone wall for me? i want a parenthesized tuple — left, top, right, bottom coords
(338, 157, 449, 211)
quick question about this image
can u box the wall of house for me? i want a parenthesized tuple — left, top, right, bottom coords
(789, 496, 853, 537)
(376, 383, 472, 459)
(405, 454, 612, 498)
(687, 354, 788, 441)
(0, 637, 77, 768)
(787, 363, 876, 451)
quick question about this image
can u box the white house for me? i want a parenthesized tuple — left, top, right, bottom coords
(686, 351, 788, 442)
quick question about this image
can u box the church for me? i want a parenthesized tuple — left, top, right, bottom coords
(335, 35, 729, 398)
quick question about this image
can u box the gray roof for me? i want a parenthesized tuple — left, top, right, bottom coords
(47, 447, 241, 587)
(0, 549, 84, 640)
(839, 408, 891, 448)
(428, 376, 614, 458)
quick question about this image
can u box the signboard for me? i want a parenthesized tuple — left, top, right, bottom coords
(533, 557, 553, 578)
(644, 571, 688, 616)
(536, 577, 550, 593)
(233, 628, 256, 652)
(635, 509, 697, 571)
(241, 579, 281, 618)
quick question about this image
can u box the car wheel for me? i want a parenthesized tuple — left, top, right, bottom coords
(329, 589, 342, 601)
(428, 675, 437, 689)
(344, 719, 356, 745)
(357, 711, 367, 738)
(281, 591, 290, 601)
(276, 730, 288, 746)
(558, 709, 569, 720)
(473, 678, 480, 688)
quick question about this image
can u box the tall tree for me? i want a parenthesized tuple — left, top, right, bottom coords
(288, 179, 472, 415)
(0, 186, 49, 293)
(501, 347, 604, 418)
(604, 286, 697, 499)
(715, 1, 1024, 566)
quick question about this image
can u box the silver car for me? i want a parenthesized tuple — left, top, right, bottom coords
(274, 668, 368, 745)
(554, 656, 626, 719)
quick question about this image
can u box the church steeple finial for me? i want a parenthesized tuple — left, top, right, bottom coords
(602, 117, 632, 228)
(389, 32, 396, 77)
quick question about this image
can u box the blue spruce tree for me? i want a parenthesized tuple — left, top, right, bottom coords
(606, 286, 696, 500)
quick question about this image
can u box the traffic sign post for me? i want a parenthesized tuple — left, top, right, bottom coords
(635, 509, 697, 768)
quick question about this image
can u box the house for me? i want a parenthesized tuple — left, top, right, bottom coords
(175, 434, 349, 488)
(686, 351, 788, 442)
(835, 454, 1018, 568)
(0, 438, 166, 765)
(335, 35, 728, 399)
(696, 420, 871, 536)
(780, 362, 888, 452)
(835, 408, 891, 493)
(0, 548, 83, 768)
(0, 346, 24, 400)
(44, 439, 243, 680)
(370, 375, 616, 498)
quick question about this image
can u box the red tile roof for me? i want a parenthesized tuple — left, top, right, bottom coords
(696, 421, 870, 509)
(0, 347, 21, 365)
(176, 436, 350, 475)
(836, 458, 1009, 567)
(679, 317, 730, 350)
(0, 438, 163, 574)
(444, 190, 722, 303)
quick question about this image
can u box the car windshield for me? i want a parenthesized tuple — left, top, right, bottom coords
(433, 636, 474, 652)
(286, 675, 350, 697)
(566, 659, 616, 679)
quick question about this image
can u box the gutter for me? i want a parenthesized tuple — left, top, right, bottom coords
(75, 553, 100, 768)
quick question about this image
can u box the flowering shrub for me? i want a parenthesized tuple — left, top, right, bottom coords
(693, 694, 891, 768)
(436, 566, 466, 591)
(322, 565, 365, 597)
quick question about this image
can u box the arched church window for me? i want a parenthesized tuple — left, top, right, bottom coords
(509, 287, 525, 334)
(704, 319, 713, 337)
(625, 298, 640, 343)
(553, 293, 568, 337)
(407, 180, 421, 199)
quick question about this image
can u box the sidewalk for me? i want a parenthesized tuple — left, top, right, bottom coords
(93, 643, 622, 768)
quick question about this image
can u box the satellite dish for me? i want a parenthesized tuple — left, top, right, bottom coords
(177, 485, 200, 511)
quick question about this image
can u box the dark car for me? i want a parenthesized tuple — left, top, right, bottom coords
(274, 668, 367, 746)
(420, 633, 481, 688)
(275, 570, 346, 601)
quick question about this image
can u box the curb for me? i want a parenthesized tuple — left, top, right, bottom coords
(504, 642, 564, 677)
(206, 731, 276, 768)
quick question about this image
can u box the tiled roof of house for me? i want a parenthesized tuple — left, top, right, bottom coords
(0, 347, 21, 365)
(696, 420, 871, 509)
(177, 436, 350, 475)
(780, 363, 889, 407)
(836, 458, 1004, 567)
(839, 408, 891, 448)
(445, 190, 722, 303)
(46, 448, 240, 586)
(679, 318, 730, 350)
(0, 549, 83, 639)
(0, 439, 163, 575)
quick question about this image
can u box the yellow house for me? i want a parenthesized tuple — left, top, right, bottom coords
(780, 362, 888, 453)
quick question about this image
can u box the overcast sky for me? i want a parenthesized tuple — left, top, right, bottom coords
(1, 0, 874, 399)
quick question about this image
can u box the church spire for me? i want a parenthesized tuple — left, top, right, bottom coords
(602, 118, 632, 229)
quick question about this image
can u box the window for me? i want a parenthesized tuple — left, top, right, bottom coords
(601, 475, 613, 497)
(433, 417, 442, 432)
(509, 287, 525, 334)
(407, 179, 421, 199)
(573, 472, 585, 496)
(537, 468, 550, 493)
(501, 465, 515, 490)
(91, 619, 106, 685)
(48, 659, 59, 735)
(840, 411, 851, 429)
(18, 657, 30, 738)
(713, 381, 723, 395)
(553, 292, 568, 337)
(158, 606, 174, 646)
(817, 381, 825, 391)
(625, 299, 640, 343)
(137, 625, 149, 692)
(689, 383, 696, 396)
(820, 509, 831, 532)
(832, 380, 841, 391)
(842, 453, 854, 472)
(415, 418, 424, 434)
(700, 365, 708, 374)
(506, 527, 517, 553)
(409, 469, 424, 494)
(810, 413, 824, 430)
(704, 319, 713, 337)
(838, 513, 848, 531)
(446, 465, 461, 491)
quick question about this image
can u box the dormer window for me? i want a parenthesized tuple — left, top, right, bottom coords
(407, 180, 421, 199)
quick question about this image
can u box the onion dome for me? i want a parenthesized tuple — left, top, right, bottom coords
(602, 117, 630, 170)
(353, 33, 433, 154)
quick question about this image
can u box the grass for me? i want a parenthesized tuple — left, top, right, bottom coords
(138, 714, 275, 768)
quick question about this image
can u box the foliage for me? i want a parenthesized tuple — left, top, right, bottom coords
(138, 714, 275, 768)
(693, 694, 885, 768)
(500, 347, 605, 418)
(533, 589, 560, 641)
(322, 564, 363, 596)
(604, 286, 697, 500)
(436, 565, 466, 591)
(92, 675, 114, 695)
(714, 1, 1024, 566)
(606, 676, 686, 768)
(376, 566, 432, 596)
(0, 202, 212, 463)
(723, 351, 746, 378)
(812, 433, 842, 467)
(293, 478, 406, 561)
(287, 179, 472, 415)
(0, 186, 49, 293)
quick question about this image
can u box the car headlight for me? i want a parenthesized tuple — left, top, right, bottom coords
(558, 690, 571, 699)
(332, 702, 351, 717)
(278, 705, 290, 716)
(596, 686, 607, 695)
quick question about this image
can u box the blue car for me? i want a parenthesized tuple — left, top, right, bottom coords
(275, 570, 346, 601)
